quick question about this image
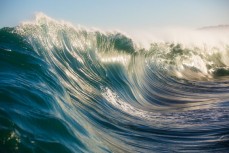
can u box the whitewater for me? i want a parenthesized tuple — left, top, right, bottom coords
(0, 13, 229, 153)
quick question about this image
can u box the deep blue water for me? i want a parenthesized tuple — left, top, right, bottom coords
(0, 15, 229, 153)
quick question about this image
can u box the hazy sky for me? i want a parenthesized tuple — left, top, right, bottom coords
(1, 0, 229, 29)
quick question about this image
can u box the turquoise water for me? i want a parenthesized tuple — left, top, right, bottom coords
(0, 15, 229, 153)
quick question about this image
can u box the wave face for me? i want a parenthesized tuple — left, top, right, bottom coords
(0, 14, 229, 153)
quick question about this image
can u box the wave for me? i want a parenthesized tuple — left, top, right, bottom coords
(17, 13, 229, 79)
(0, 13, 229, 152)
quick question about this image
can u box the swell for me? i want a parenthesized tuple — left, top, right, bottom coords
(0, 14, 229, 153)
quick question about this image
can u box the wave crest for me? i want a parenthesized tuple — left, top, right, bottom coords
(1, 13, 229, 152)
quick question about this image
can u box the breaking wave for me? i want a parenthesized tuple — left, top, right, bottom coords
(0, 13, 229, 152)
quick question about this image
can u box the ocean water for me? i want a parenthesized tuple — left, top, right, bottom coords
(0, 14, 229, 153)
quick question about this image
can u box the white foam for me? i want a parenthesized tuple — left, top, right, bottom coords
(124, 27, 229, 50)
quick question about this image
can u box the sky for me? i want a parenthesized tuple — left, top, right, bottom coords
(0, 0, 229, 29)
